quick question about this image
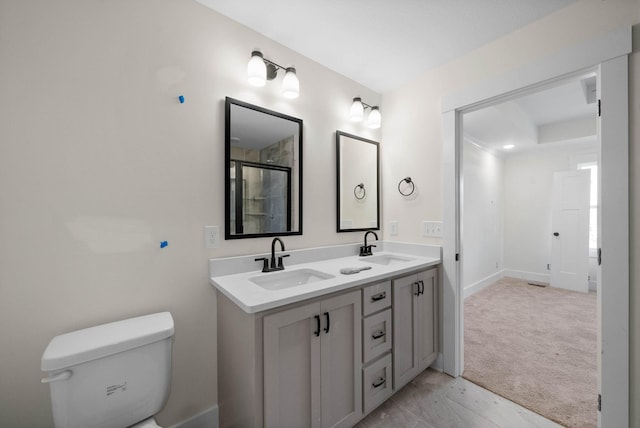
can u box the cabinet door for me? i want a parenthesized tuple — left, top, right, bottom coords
(417, 268, 438, 369)
(320, 290, 362, 428)
(264, 302, 321, 428)
(392, 273, 420, 390)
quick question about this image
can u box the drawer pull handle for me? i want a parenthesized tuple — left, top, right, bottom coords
(372, 330, 386, 340)
(372, 377, 386, 388)
(371, 292, 386, 302)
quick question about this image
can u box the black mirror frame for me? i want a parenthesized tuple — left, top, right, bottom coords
(336, 131, 380, 233)
(225, 97, 303, 240)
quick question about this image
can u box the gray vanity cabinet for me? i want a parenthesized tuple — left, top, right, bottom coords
(216, 265, 439, 428)
(263, 289, 362, 428)
(392, 268, 438, 390)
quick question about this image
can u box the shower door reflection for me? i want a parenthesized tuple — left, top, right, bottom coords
(230, 160, 291, 235)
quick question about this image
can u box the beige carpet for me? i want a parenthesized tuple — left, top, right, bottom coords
(463, 277, 597, 428)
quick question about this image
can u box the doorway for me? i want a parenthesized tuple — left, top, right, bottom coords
(460, 75, 598, 298)
(441, 27, 630, 427)
(459, 74, 599, 425)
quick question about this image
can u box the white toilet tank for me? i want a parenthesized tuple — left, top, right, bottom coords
(41, 312, 174, 428)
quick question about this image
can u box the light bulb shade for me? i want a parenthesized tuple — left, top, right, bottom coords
(247, 51, 267, 87)
(349, 97, 364, 122)
(367, 106, 381, 129)
(281, 67, 299, 99)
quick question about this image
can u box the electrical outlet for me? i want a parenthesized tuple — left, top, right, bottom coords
(204, 226, 220, 248)
(390, 221, 398, 236)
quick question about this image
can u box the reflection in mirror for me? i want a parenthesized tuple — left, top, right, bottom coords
(336, 131, 380, 232)
(225, 97, 302, 239)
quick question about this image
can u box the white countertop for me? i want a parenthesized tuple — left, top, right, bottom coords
(209, 242, 441, 314)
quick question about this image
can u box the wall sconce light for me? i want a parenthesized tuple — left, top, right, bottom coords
(247, 50, 299, 99)
(349, 97, 381, 129)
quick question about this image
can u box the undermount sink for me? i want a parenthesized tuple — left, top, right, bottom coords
(249, 268, 335, 291)
(360, 254, 415, 265)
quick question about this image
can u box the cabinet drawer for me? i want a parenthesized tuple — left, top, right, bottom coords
(362, 281, 391, 316)
(363, 309, 392, 363)
(363, 353, 393, 415)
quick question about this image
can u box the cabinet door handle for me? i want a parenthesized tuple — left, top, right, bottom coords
(314, 315, 320, 337)
(371, 292, 386, 302)
(414, 282, 421, 296)
(371, 330, 386, 340)
(372, 377, 386, 388)
(418, 280, 424, 296)
(324, 312, 330, 334)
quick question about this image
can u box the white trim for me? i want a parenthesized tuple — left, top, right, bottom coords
(463, 270, 554, 299)
(430, 352, 444, 372)
(441, 109, 461, 376)
(596, 54, 629, 428)
(441, 26, 630, 427)
(170, 405, 218, 428)
(502, 270, 550, 285)
(463, 270, 505, 299)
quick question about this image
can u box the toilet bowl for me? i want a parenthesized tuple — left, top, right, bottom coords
(41, 312, 174, 428)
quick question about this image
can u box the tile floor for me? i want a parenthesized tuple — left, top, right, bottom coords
(355, 369, 563, 428)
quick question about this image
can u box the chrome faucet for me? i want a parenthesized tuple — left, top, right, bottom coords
(255, 237, 290, 272)
(359, 230, 378, 256)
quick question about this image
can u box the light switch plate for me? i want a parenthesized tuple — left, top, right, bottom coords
(422, 221, 443, 237)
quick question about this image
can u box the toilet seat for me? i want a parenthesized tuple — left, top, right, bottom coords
(129, 417, 162, 428)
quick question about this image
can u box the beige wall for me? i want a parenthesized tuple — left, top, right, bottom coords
(2, 0, 639, 426)
(382, 0, 640, 424)
(0, 0, 380, 426)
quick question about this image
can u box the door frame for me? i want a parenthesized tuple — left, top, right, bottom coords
(441, 26, 630, 426)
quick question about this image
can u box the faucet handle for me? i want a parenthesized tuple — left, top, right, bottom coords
(255, 257, 269, 272)
(277, 254, 290, 268)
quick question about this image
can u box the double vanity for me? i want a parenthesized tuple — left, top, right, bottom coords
(209, 241, 441, 428)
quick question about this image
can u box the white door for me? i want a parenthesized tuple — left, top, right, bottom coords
(550, 169, 590, 293)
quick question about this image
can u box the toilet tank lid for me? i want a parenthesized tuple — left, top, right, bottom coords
(41, 312, 174, 371)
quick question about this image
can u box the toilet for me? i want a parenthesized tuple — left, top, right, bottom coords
(41, 312, 174, 428)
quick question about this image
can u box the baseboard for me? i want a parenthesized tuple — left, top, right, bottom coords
(430, 352, 444, 372)
(170, 405, 218, 428)
(502, 269, 550, 285)
(464, 270, 505, 299)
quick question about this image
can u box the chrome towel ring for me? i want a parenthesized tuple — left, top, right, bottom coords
(354, 183, 366, 200)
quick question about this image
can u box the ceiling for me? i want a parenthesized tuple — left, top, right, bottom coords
(195, 0, 575, 93)
(463, 75, 598, 154)
(197, 0, 591, 151)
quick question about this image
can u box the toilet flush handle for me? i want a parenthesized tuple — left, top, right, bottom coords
(41, 370, 72, 384)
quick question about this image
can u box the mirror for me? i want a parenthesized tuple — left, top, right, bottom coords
(225, 97, 303, 239)
(336, 131, 380, 232)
